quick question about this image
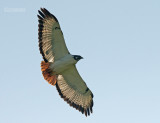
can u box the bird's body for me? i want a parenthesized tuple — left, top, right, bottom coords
(49, 54, 77, 74)
(38, 8, 94, 116)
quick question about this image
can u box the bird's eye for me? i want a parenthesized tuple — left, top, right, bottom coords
(55, 27, 60, 30)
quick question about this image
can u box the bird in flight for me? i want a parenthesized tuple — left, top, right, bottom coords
(38, 8, 94, 116)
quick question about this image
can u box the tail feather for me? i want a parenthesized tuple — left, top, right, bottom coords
(41, 61, 57, 86)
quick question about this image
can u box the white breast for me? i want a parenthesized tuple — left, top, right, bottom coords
(50, 54, 77, 74)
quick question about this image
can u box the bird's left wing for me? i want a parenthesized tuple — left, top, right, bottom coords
(38, 8, 69, 62)
(56, 65, 94, 116)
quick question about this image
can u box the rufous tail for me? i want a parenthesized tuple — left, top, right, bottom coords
(41, 61, 57, 86)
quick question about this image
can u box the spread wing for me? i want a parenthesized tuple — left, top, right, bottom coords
(56, 65, 94, 116)
(38, 8, 69, 62)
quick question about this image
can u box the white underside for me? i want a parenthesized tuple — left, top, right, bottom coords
(50, 54, 77, 74)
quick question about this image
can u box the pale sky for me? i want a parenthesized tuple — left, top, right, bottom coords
(0, 0, 160, 123)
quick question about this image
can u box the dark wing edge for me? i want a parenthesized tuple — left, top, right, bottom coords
(38, 8, 58, 62)
(55, 79, 94, 117)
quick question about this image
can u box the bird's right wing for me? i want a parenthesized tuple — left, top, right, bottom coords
(56, 65, 94, 116)
(38, 8, 69, 62)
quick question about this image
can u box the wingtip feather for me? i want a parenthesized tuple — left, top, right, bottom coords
(55, 81, 93, 117)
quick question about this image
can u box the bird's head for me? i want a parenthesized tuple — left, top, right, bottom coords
(73, 55, 83, 61)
